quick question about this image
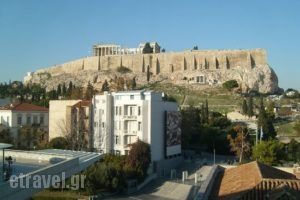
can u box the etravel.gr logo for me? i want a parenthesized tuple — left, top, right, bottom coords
(10, 172, 86, 190)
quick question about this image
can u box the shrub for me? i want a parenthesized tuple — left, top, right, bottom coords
(117, 66, 131, 74)
(222, 80, 239, 91)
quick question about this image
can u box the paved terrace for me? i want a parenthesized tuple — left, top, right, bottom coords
(0, 149, 101, 200)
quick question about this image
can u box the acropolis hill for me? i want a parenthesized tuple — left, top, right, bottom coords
(24, 43, 279, 93)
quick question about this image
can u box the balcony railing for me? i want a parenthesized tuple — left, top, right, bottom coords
(123, 115, 137, 120)
(123, 130, 137, 135)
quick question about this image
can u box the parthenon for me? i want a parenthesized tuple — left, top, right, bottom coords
(93, 42, 161, 56)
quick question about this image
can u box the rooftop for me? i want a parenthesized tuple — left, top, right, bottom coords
(0, 143, 13, 149)
(0, 103, 48, 112)
(210, 161, 300, 200)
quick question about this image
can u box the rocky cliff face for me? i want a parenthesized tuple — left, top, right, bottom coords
(24, 64, 278, 94)
(24, 49, 279, 94)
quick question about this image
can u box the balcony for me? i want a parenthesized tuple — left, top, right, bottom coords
(123, 130, 137, 135)
(123, 115, 137, 120)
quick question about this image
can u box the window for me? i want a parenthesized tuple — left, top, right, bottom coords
(40, 114, 44, 125)
(119, 107, 122, 115)
(138, 122, 142, 131)
(102, 122, 105, 128)
(115, 107, 118, 115)
(26, 114, 31, 125)
(17, 115, 22, 125)
(130, 95, 134, 100)
(33, 115, 38, 124)
(138, 106, 141, 115)
(7, 116, 9, 126)
(115, 135, 119, 145)
(0, 116, 3, 124)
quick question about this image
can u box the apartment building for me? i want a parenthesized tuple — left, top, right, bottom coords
(49, 100, 92, 150)
(92, 90, 181, 162)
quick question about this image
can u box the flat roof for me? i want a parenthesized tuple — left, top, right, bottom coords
(0, 143, 13, 149)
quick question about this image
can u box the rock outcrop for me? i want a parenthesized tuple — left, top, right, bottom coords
(24, 48, 279, 93)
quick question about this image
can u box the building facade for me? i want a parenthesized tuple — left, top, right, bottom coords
(49, 100, 92, 150)
(92, 90, 181, 161)
(0, 103, 49, 147)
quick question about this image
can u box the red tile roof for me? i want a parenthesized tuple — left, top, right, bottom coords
(0, 103, 48, 112)
(209, 161, 300, 200)
(73, 100, 91, 108)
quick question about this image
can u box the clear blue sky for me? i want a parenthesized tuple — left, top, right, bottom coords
(0, 0, 299, 90)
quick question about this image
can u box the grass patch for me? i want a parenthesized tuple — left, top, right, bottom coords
(274, 121, 297, 137)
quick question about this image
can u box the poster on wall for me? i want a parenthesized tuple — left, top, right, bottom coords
(165, 111, 182, 157)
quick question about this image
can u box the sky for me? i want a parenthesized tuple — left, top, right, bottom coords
(0, 0, 299, 90)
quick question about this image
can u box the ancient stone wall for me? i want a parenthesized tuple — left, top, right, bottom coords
(29, 48, 278, 94)
(36, 49, 267, 75)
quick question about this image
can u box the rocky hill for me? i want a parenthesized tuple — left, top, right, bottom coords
(23, 48, 279, 93)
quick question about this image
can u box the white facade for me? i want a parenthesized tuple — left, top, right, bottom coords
(92, 90, 181, 161)
(0, 103, 49, 139)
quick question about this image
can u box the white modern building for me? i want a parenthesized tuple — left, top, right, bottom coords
(92, 90, 181, 162)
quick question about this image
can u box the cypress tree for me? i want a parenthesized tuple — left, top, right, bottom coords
(242, 99, 248, 115)
(247, 97, 254, 117)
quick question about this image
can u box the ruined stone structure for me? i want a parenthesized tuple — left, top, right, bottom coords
(93, 42, 160, 56)
(24, 47, 279, 93)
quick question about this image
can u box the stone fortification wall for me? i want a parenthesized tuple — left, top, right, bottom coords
(36, 49, 267, 75)
(27, 48, 278, 93)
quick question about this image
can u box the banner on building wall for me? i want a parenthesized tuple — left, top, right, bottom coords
(165, 111, 181, 157)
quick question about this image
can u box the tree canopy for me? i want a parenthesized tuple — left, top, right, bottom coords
(252, 140, 284, 165)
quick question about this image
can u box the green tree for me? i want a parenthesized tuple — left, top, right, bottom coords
(117, 66, 131, 74)
(131, 77, 137, 90)
(62, 82, 67, 96)
(242, 99, 248, 115)
(204, 99, 209, 124)
(257, 97, 276, 139)
(48, 137, 69, 149)
(57, 84, 62, 96)
(85, 155, 126, 194)
(266, 101, 276, 120)
(101, 80, 109, 92)
(84, 81, 94, 100)
(0, 127, 13, 144)
(69, 87, 83, 99)
(252, 140, 284, 165)
(181, 106, 201, 148)
(247, 97, 254, 117)
(125, 139, 151, 181)
(222, 80, 239, 91)
(142, 42, 153, 54)
(67, 81, 73, 96)
(146, 65, 150, 83)
(287, 139, 300, 162)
